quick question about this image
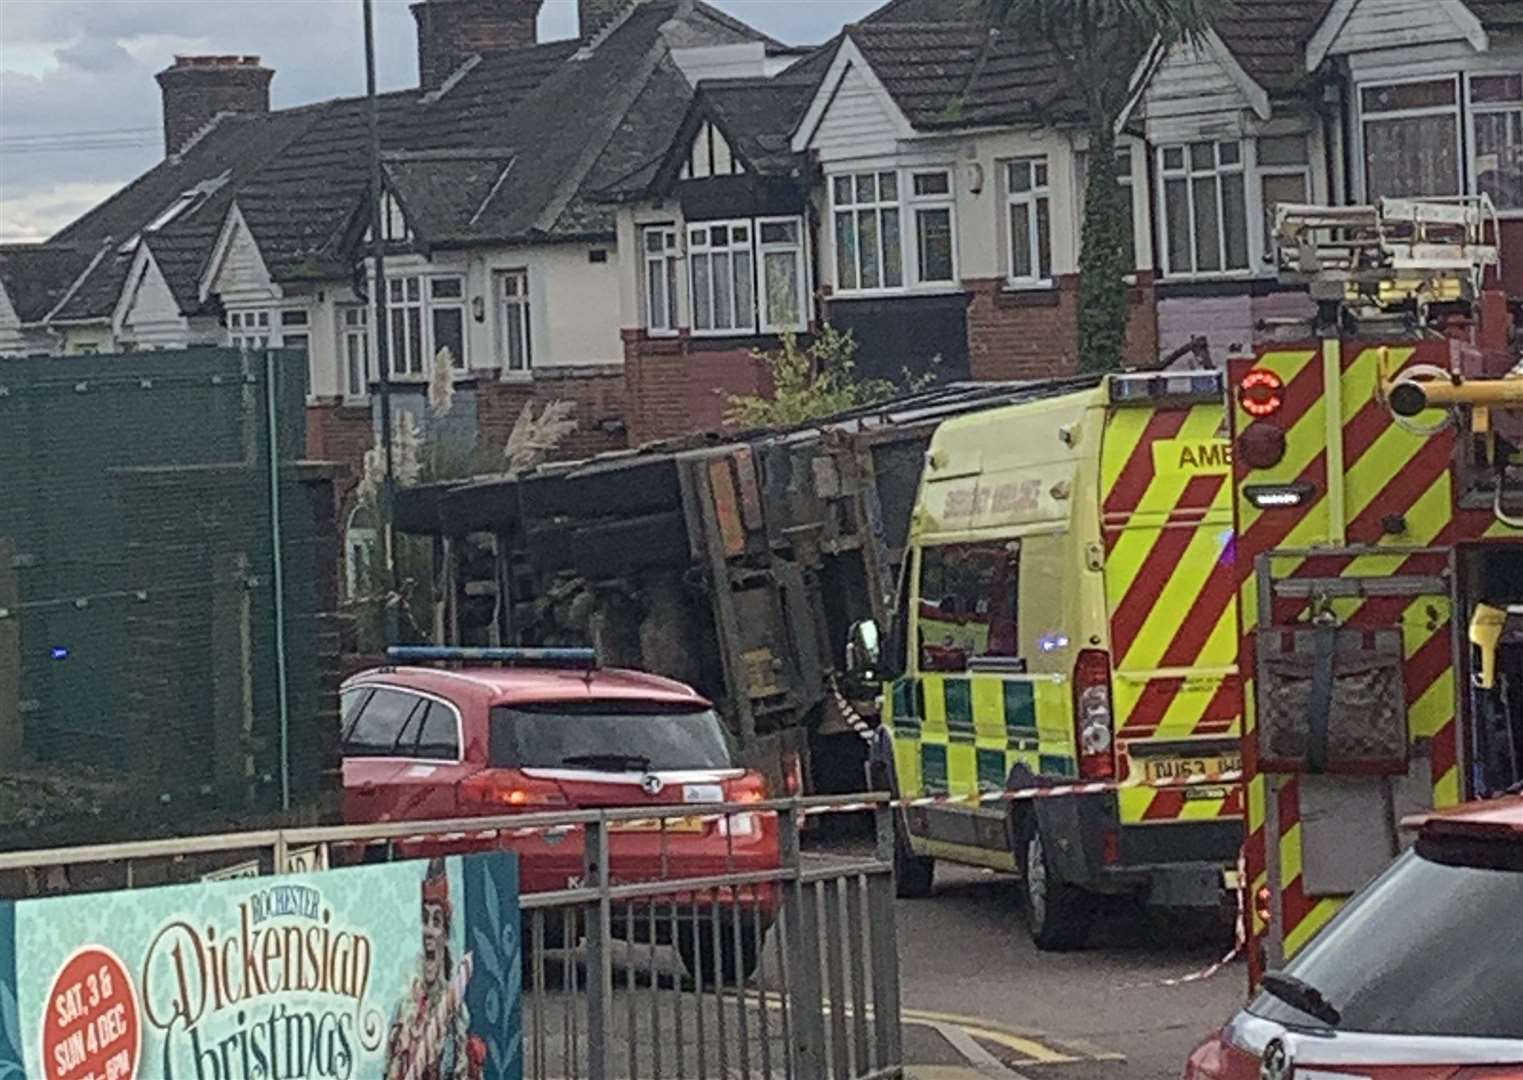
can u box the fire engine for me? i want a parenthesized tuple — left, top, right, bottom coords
(1231, 195, 1523, 984)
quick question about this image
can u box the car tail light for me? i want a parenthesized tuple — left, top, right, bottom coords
(459, 770, 570, 810)
(1073, 649, 1115, 780)
(719, 774, 770, 836)
(726, 773, 769, 804)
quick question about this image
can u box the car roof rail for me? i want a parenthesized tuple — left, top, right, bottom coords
(385, 645, 599, 670)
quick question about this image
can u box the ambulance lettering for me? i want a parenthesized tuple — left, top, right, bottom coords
(1151, 438, 1232, 476)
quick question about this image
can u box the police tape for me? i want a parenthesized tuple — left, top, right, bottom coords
(829, 678, 878, 744)
(338, 770, 1246, 849)
(1112, 848, 1249, 990)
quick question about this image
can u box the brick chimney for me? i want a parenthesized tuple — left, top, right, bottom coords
(579, 0, 636, 41)
(411, 0, 544, 92)
(155, 55, 272, 157)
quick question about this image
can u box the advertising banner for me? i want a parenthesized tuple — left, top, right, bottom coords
(0, 853, 521, 1080)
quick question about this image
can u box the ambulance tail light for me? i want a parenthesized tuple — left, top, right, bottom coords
(1073, 650, 1116, 780)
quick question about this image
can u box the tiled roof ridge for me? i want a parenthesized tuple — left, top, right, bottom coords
(535, 27, 678, 232)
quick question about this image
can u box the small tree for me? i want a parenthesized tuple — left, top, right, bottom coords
(996, 0, 1222, 372)
(725, 325, 934, 428)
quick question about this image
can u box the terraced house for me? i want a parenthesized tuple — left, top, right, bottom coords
(2, 0, 1520, 556)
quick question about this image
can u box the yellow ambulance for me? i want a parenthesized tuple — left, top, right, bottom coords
(859, 371, 1242, 949)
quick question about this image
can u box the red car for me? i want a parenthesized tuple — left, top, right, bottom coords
(1185, 796, 1523, 1079)
(338, 647, 778, 979)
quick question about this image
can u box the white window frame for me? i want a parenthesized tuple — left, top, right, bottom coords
(386, 274, 466, 381)
(1256, 134, 1313, 267)
(908, 168, 957, 287)
(1356, 74, 1464, 203)
(1156, 139, 1251, 279)
(756, 216, 808, 333)
(1467, 71, 1523, 216)
(1006, 157, 1053, 287)
(830, 170, 905, 295)
(688, 219, 756, 336)
(339, 305, 371, 401)
(643, 225, 681, 335)
(496, 269, 532, 376)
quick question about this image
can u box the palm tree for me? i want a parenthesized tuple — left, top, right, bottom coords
(995, 0, 1224, 372)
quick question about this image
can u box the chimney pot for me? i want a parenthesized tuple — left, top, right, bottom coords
(155, 54, 272, 157)
(411, 0, 544, 93)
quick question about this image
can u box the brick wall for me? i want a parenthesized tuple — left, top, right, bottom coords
(412, 0, 543, 91)
(305, 402, 373, 515)
(965, 272, 1158, 380)
(475, 366, 629, 460)
(622, 331, 772, 446)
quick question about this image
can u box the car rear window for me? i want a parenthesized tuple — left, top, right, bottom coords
(1249, 842, 1523, 1038)
(489, 702, 736, 771)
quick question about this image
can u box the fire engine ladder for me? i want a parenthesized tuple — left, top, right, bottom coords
(1272, 195, 1499, 314)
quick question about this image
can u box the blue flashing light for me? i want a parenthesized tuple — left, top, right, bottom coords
(1038, 633, 1070, 654)
(385, 645, 598, 670)
(50, 646, 69, 661)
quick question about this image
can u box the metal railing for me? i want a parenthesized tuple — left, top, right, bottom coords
(0, 794, 903, 1080)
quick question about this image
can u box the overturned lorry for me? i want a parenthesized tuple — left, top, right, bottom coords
(394, 378, 1098, 794)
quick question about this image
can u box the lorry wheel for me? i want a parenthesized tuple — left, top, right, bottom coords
(894, 817, 936, 899)
(1018, 821, 1094, 951)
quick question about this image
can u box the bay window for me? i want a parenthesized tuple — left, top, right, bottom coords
(1471, 74, 1523, 211)
(496, 269, 531, 373)
(1007, 157, 1052, 284)
(228, 307, 309, 353)
(339, 306, 370, 399)
(757, 218, 806, 331)
(1158, 140, 1249, 276)
(689, 221, 755, 334)
(386, 274, 466, 379)
(1361, 78, 1461, 201)
(911, 169, 956, 284)
(1257, 134, 1311, 255)
(832, 171, 903, 292)
(643, 226, 680, 333)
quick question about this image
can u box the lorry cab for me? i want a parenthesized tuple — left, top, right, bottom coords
(868, 370, 1242, 949)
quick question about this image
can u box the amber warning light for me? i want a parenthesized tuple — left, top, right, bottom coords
(1238, 369, 1284, 417)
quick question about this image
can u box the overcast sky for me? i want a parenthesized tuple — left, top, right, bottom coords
(0, 0, 881, 242)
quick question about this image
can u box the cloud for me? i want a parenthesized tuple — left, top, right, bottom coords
(0, 0, 880, 241)
(0, 180, 126, 242)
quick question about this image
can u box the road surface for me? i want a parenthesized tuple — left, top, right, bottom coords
(893, 859, 1243, 1080)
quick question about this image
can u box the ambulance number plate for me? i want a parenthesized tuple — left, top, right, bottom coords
(1141, 753, 1240, 784)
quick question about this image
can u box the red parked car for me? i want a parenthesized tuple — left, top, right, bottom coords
(1185, 796, 1523, 1079)
(338, 647, 778, 979)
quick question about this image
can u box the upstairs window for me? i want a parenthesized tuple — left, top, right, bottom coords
(832, 171, 903, 293)
(339, 306, 370, 399)
(1159, 140, 1249, 276)
(1471, 74, 1523, 211)
(643, 226, 680, 333)
(496, 269, 532, 373)
(1007, 158, 1052, 284)
(689, 221, 755, 334)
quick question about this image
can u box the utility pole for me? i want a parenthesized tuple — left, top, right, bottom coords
(363, 0, 400, 607)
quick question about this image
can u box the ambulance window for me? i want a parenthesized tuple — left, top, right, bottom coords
(917, 540, 1020, 672)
